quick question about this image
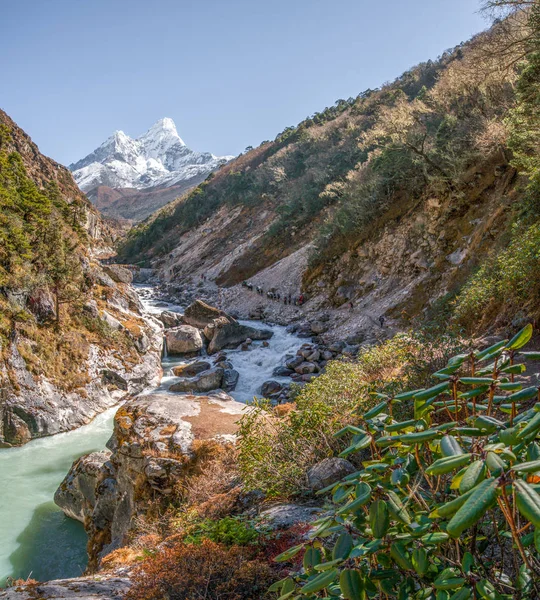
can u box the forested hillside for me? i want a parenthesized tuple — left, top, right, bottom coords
(118, 5, 540, 335)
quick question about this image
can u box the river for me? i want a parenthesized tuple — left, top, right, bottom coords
(0, 286, 302, 585)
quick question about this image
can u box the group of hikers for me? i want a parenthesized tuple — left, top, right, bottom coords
(241, 281, 305, 306)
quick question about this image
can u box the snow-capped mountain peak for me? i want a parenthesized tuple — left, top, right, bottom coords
(70, 118, 233, 193)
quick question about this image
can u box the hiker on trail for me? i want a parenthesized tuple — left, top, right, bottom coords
(379, 315, 385, 328)
(299, 294, 304, 306)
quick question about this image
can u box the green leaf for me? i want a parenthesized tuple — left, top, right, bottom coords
(514, 479, 540, 527)
(500, 363, 526, 375)
(434, 568, 465, 590)
(485, 452, 506, 475)
(508, 386, 538, 402)
(475, 339, 507, 360)
(369, 499, 390, 539)
(337, 482, 371, 515)
(390, 542, 413, 571)
(398, 429, 441, 444)
(511, 459, 540, 473)
(432, 487, 475, 518)
(303, 546, 322, 571)
(427, 454, 472, 476)
(340, 569, 365, 600)
(420, 532, 450, 544)
(332, 533, 353, 560)
(506, 324, 533, 350)
(363, 401, 388, 420)
(449, 588, 472, 600)
(300, 568, 338, 594)
(386, 419, 417, 432)
(519, 351, 540, 360)
(459, 461, 486, 494)
(412, 547, 428, 576)
(274, 543, 304, 562)
(517, 409, 540, 440)
(387, 490, 412, 524)
(461, 552, 474, 574)
(440, 435, 464, 457)
(447, 478, 498, 538)
(414, 382, 451, 401)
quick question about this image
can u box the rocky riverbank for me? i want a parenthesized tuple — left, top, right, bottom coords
(0, 266, 163, 447)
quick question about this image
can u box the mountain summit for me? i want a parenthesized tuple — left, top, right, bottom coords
(69, 118, 233, 220)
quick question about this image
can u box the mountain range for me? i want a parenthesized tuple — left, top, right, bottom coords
(70, 118, 233, 221)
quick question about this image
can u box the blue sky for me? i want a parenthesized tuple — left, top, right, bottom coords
(1, 0, 487, 165)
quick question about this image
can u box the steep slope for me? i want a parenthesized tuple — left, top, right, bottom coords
(70, 118, 233, 221)
(0, 110, 162, 446)
(119, 14, 537, 338)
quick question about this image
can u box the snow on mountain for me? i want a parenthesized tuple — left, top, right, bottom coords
(70, 118, 233, 192)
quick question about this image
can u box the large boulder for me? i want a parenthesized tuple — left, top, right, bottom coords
(159, 310, 183, 328)
(55, 392, 251, 566)
(103, 264, 133, 285)
(172, 360, 211, 377)
(222, 369, 240, 392)
(208, 321, 273, 354)
(0, 576, 131, 600)
(169, 367, 224, 393)
(307, 457, 356, 491)
(261, 380, 283, 398)
(165, 324, 203, 356)
(183, 299, 227, 329)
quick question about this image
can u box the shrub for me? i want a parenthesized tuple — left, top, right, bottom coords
(454, 221, 540, 330)
(270, 324, 540, 599)
(184, 516, 259, 546)
(126, 539, 275, 600)
(238, 332, 463, 497)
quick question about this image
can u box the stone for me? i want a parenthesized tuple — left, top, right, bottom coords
(100, 310, 123, 330)
(159, 310, 183, 328)
(165, 325, 203, 356)
(328, 341, 346, 353)
(286, 356, 304, 370)
(322, 350, 333, 361)
(273, 366, 294, 377)
(222, 369, 240, 392)
(172, 360, 211, 378)
(101, 369, 128, 391)
(306, 350, 321, 362)
(262, 340, 270, 348)
(258, 504, 321, 530)
(82, 299, 99, 318)
(183, 299, 227, 329)
(345, 332, 365, 345)
(28, 288, 56, 323)
(307, 457, 356, 491)
(261, 380, 283, 398)
(169, 367, 224, 393)
(295, 362, 317, 375)
(103, 264, 133, 284)
(311, 321, 328, 334)
(208, 321, 273, 354)
(0, 576, 131, 599)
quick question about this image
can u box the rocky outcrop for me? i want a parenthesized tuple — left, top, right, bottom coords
(102, 265, 133, 285)
(169, 367, 224, 393)
(165, 325, 203, 356)
(0, 576, 130, 600)
(159, 310, 183, 328)
(55, 391, 251, 567)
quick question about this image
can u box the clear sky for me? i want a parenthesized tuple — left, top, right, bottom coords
(0, 0, 487, 166)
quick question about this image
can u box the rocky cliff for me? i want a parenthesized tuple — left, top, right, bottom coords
(0, 111, 163, 446)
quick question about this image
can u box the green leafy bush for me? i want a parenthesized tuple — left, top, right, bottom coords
(453, 222, 540, 330)
(271, 324, 540, 599)
(185, 516, 258, 546)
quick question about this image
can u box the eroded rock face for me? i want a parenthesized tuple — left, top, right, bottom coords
(103, 264, 133, 285)
(55, 392, 251, 568)
(165, 324, 203, 356)
(168, 367, 224, 393)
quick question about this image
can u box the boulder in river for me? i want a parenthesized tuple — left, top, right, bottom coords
(261, 380, 283, 398)
(169, 367, 224, 393)
(222, 368, 240, 392)
(208, 320, 273, 354)
(159, 310, 183, 328)
(165, 324, 203, 356)
(183, 299, 228, 329)
(172, 360, 211, 377)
